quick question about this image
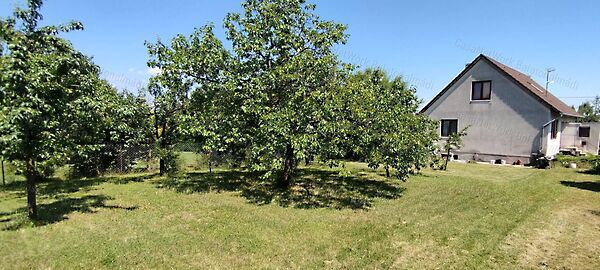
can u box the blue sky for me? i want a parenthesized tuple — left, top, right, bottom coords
(1, 0, 598, 106)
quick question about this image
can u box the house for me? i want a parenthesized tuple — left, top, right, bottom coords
(560, 122, 600, 155)
(420, 54, 597, 163)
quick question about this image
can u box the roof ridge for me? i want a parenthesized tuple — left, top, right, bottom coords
(420, 54, 581, 117)
(479, 54, 580, 117)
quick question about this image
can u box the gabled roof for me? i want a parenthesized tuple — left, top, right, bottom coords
(420, 54, 580, 117)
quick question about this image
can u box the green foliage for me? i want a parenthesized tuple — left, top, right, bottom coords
(442, 127, 469, 170)
(69, 84, 153, 177)
(222, 0, 349, 186)
(332, 68, 438, 179)
(147, 0, 352, 186)
(144, 0, 438, 185)
(443, 127, 469, 153)
(0, 0, 113, 218)
(0, 1, 98, 165)
(145, 24, 231, 175)
(577, 96, 600, 122)
(554, 154, 600, 171)
(155, 147, 180, 175)
(1, 1, 153, 179)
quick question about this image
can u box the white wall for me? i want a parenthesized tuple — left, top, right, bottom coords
(559, 122, 600, 155)
(542, 119, 561, 157)
(424, 59, 552, 161)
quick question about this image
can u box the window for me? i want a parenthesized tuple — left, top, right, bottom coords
(550, 120, 558, 139)
(472, 81, 491, 101)
(441, 119, 458, 137)
(579, 126, 590, 138)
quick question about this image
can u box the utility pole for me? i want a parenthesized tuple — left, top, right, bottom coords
(545, 68, 555, 96)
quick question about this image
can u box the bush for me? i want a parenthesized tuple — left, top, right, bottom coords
(554, 154, 600, 170)
(158, 149, 180, 175)
(428, 148, 446, 170)
(591, 158, 600, 174)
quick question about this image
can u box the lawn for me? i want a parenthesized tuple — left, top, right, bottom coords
(0, 162, 598, 269)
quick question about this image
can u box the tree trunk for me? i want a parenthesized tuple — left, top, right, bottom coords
(385, 166, 390, 178)
(25, 158, 37, 219)
(278, 143, 294, 189)
(444, 148, 451, 170)
(118, 145, 124, 173)
(159, 158, 166, 176)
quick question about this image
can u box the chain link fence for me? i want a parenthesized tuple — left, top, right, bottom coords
(0, 142, 218, 182)
(101, 142, 207, 174)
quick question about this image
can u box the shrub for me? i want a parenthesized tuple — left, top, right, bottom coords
(591, 158, 600, 174)
(554, 154, 600, 170)
(158, 149, 180, 175)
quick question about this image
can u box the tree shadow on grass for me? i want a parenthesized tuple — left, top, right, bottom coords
(102, 173, 160, 185)
(579, 169, 600, 176)
(560, 180, 600, 192)
(0, 195, 137, 231)
(0, 174, 149, 231)
(0, 177, 105, 200)
(158, 168, 404, 210)
(0, 173, 158, 200)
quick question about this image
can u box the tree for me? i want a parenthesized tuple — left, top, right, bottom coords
(222, 0, 348, 187)
(442, 127, 468, 170)
(577, 96, 600, 122)
(0, 0, 101, 218)
(335, 69, 438, 178)
(149, 0, 438, 187)
(145, 25, 231, 175)
(69, 82, 153, 177)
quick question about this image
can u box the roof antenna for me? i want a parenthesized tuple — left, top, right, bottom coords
(545, 67, 555, 96)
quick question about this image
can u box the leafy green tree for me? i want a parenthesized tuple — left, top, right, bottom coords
(150, 0, 349, 185)
(145, 25, 230, 175)
(69, 82, 153, 177)
(336, 69, 438, 178)
(147, 0, 437, 187)
(0, 0, 103, 218)
(442, 127, 468, 170)
(222, 0, 348, 187)
(577, 96, 600, 122)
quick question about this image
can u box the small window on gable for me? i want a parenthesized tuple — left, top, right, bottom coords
(441, 119, 458, 137)
(579, 126, 590, 138)
(472, 81, 491, 101)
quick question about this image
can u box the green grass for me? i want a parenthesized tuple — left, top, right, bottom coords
(0, 160, 24, 185)
(0, 162, 598, 269)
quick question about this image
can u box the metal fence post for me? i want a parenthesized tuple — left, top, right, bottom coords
(1, 158, 5, 186)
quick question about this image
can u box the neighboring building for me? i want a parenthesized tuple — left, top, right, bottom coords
(420, 54, 595, 163)
(560, 122, 600, 155)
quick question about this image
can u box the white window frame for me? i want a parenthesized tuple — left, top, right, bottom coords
(470, 80, 492, 102)
(440, 118, 459, 138)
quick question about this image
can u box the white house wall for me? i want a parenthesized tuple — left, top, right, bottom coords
(560, 122, 600, 155)
(423, 59, 553, 162)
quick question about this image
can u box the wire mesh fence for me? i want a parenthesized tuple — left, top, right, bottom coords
(0, 142, 218, 183)
(99, 142, 206, 174)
